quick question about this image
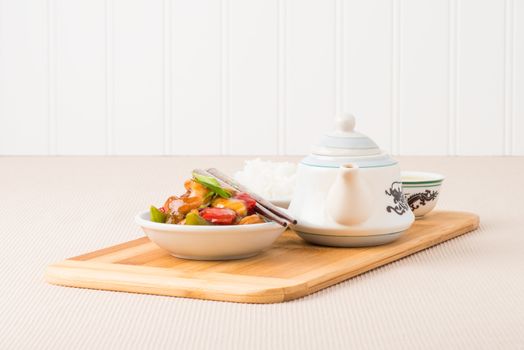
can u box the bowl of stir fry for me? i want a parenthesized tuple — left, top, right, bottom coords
(135, 172, 287, 260)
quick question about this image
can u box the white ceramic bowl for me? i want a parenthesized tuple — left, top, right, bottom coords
(269, 198, 291, 209)
(135, 211, 286, 260)
(401, 171, 445, 218)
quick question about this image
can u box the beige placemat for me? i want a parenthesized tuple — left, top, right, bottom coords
(0, 156, 523, 349)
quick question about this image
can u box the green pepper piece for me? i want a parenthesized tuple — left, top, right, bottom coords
(192, 172, 232, 198)
(150, 205, 167, 223)
(185, 212, 210, 225)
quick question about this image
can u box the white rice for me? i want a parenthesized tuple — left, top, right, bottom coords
(233, 159, 297, 200)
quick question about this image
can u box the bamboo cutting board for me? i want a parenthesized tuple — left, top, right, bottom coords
(46, 211, 479, 303)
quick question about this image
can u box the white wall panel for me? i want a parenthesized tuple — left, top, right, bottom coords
(0, 0, 48, 154)
(0, 0, 523, 156)
(286, 0, 335, 155)
(344, 0, 393, 152)
(112, 0, 164, 155)
(229, 0, 278, 155)
(399, 0, 449, 155)
(456, 0, 505, 155)
(171, 0, 221, 155)
(54, 0, 107, 154)
(515, 0, 524, 155)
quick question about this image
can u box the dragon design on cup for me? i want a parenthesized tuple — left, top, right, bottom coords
(405, 190, 439, 211)
(385, 181, 409, 215)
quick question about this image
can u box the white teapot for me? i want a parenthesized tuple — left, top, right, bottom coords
(289, 114, 414, 247)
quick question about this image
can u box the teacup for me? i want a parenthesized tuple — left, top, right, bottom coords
(401, 171, 445, 218)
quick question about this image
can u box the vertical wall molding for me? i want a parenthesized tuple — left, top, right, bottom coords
(277, 0, 287, 155)
(0, 0, 2, 153)
(391, 0, 401, 154)
(511, 0, 517, 154)
(220, 0, 231, 155)
(334, 0, 344, 118)
(46, 0, 57, 155)
(163, 0, 172, 155)
(448, 0, 458, 155)
(105, 0, 114, 155)
(504, 0, 515, 155)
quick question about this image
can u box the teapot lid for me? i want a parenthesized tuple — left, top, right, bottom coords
(302, 114, 397, 168)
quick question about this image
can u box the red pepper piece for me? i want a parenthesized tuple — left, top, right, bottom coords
(234, 192, 257, 214)
(199, 207, 237, 225)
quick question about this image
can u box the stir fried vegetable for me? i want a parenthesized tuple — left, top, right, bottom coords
(150, 205, 167, 223)
(150, 173, 264, 226)
(192, 173, 231, 198)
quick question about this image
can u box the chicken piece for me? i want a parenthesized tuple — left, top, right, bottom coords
(238, 214, 264, 225)
(166, 212, 184, 224)
(184, 179, 209, 199)
(163, 196, 176, 213)
(211, 197, 247, 216)
(164, 195, 203, 216)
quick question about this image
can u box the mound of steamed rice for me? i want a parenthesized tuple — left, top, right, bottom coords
(233, 159, 297, 200)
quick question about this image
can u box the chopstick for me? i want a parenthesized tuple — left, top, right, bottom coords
(193, 168, 293, 228)
(206, 168, 298, 226)
(254, 203, 289, 228)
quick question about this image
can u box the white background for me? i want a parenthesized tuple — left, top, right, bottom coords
(0, 0, 522, 156)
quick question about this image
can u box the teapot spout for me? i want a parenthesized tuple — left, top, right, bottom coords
(339, 162, 359, 182)
(326, 163, 374, 226)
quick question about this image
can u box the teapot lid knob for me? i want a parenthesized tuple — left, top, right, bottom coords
(336, 113, 355, 133)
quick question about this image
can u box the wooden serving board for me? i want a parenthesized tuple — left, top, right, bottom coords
(46, 211, 479, 304)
